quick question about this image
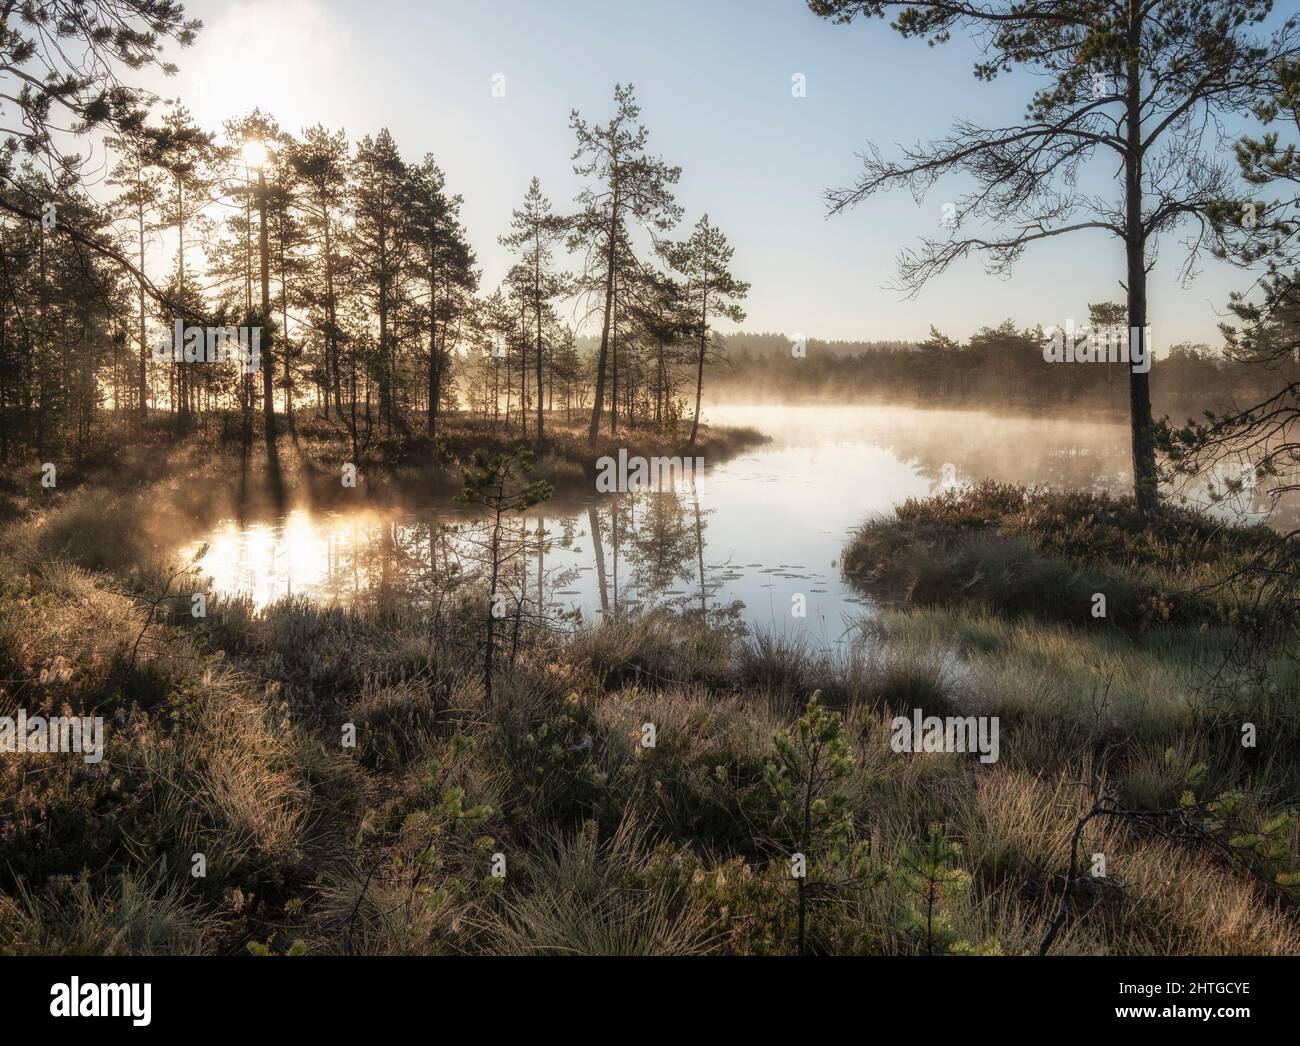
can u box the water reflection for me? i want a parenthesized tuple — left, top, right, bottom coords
(189, 487, 748, 627)
(185, 405, 1297, 643)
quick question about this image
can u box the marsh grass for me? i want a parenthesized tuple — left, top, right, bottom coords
(844, 481, 1298, 633)
(0, 478, 1296, 955)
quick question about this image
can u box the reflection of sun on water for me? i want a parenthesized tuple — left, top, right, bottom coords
(186, 509, 390, 611)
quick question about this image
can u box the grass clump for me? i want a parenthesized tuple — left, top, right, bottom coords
(843, 481, 1299, 633)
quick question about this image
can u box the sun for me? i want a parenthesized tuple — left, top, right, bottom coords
(241, 139, 268, 168)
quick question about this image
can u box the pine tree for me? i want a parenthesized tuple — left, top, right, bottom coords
(457, 448, 552, 706)
(569, 84, 682, 444)
(289, 126, 351, 419)
(407, 156, 478, 438)
(666, 214, 749, 446)
(107, 136, 167, 420)
(763, 692, 858, 955)
(351, 130, 410, 434)
(153, 103, 218, 419)
(501, 177, 569, 440)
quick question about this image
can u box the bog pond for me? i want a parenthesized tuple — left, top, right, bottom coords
(184, 404, 1279, 646)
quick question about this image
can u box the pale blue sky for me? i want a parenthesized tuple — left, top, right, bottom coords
(144, 0, 1273, 347)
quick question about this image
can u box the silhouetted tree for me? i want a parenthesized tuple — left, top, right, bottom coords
(407, 155, 478, 438)
(667, 214, 749, 446)
(569, 84, 682, 444)
(501, 177, 568, 440)
(808, 0, 1299, 515)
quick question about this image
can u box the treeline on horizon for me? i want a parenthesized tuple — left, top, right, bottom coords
(697, 325, 1300, 418)
(0, 79, 748, 469)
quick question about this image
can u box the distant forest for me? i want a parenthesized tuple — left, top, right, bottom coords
(700, 325, 1300, 419)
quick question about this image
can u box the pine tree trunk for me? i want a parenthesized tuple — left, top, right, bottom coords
(259, 170, 276, 448)
(588, 207, 618, 445)
(137, 193, 148, 421)
(535, 234, 545, 439)
(428, 255, 439, 437)
(689, 287, 708, 447)
(1125, 3, 1157, 516)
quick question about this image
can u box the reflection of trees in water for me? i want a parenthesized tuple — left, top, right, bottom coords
(238, 494, 750, 632)
(588, 503, 609, 614)
(319, 518, 467, 614)
(532, 516, 583, 618)
(628, 490, 694, 595)
(583, 483, 731, 621)
(297, 515, 495, 619)
(286, 489, 750, 627)
(443, 513, 575, 632)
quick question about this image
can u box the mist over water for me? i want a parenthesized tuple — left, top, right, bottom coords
(185, 403, 1286, 644)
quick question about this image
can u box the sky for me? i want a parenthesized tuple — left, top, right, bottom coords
(131, 0, 1278, 348)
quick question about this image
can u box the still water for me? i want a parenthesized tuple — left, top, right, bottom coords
(185, 404, 1276, 643)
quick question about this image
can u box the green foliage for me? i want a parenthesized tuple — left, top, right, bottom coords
(673, 853, 789, 955)
(1177, 770, 1300, 896)
(247, 936, 308, 956)
(457, 447, 553, 515)
(763, 692, 873, 953)
(500, 692, 608, 824)
(764, 691, 856, 849)
(896, 824, 996, 956)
